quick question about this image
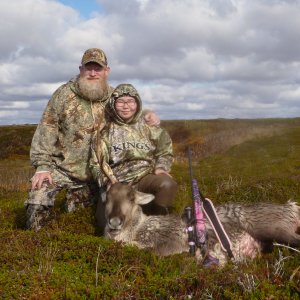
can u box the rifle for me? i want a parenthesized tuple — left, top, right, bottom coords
(185, 147, 234, 266)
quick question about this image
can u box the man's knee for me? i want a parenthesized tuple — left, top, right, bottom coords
(24, 183, 57, 230)
(65, 184, 98, 213)
(25, 184, 56, 207)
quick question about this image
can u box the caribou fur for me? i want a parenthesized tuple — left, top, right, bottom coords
(104, 182, 300, 265)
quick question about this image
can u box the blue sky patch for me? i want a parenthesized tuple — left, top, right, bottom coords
(58, 0, 103, 18)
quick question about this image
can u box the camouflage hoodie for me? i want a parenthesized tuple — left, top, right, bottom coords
(90, 83, 174, 186)
(30, 76, 113, 182)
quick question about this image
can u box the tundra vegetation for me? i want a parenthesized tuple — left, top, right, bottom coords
(0, 118, 300, 299)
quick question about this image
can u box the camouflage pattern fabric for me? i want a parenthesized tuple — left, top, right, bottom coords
(81, 48, 108, 67)
(25, 168, 99, 230)
(90, 84, 174, 186)
(30, 76, 113, 182)
(28, 75, 113, 230)
(26, 204, 53, 232)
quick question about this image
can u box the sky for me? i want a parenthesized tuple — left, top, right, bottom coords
(1, 0, 300, 125)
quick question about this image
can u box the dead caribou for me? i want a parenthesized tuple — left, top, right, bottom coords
(104, 182, 300, 266)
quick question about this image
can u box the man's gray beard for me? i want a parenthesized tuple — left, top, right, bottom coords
(78, 77, 108, 101)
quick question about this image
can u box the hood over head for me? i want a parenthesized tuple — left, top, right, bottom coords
(106, 84, 142, 125)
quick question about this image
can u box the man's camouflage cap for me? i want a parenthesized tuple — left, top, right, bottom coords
(81, 48, 108, 67)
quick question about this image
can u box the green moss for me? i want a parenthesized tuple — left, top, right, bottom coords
(1, 120, 300, 299)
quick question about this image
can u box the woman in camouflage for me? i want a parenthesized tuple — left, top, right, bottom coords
(90, 83, 177, 224)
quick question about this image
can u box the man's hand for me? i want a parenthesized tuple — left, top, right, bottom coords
(144, 111, 160, 126)
(154, 168, 172, 177)
(31, 172, 53, 190)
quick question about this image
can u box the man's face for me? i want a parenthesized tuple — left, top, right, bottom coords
(79, 62, 109, 80)
(78, 62, 110, 101)
(115, 96, 138, 121)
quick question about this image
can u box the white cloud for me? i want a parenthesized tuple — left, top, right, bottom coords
(0, 101, 29, 109)
(0, 111, 17, 118)
(3, 83, 62, 97)
(1, 0, 300, 125)
(279, 86, 300, 101)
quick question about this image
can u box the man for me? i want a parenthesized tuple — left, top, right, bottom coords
(25, 48, 159, 231)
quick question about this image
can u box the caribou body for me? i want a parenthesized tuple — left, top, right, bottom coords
(104, 182, 300, 265)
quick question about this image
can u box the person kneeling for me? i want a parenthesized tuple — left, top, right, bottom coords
(90, 83, 178, 232)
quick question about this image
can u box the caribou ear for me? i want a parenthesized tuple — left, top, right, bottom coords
(134, 191, 155, 205)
